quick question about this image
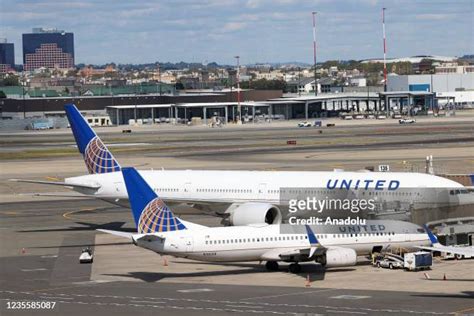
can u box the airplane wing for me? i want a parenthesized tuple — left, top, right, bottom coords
(261, 246, 326, 261)
(97, 229, 135, 239)
(97, 229, 165, 242)
(261, 225, 327, 261)
(416, 245, 474, 257)
(18, 192, 95, 198)
(10, 179, 101, 190)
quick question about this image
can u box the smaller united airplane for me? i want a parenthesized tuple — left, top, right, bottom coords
(99, 167, 360, 273)
(98, 168, 434, 272)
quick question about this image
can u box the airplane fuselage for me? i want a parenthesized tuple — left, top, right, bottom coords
(135, 221, 430, 262)
(67, 170, 468, 215)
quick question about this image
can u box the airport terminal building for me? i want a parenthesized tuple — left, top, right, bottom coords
(388, 73, 474, 108)
(1, 91, 438, 127)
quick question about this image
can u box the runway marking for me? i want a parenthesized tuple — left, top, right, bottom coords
(41, 255, 58, 258)
(21, 268, 47, 272)
(62, 208, 96, 221)
(72, 280, 112, 285)
(241, 288, 336, 300)
(131, 300, 166, 304)
(177, 288, 214, 293)
(39, 296, 73, 300)
(0, 211, 18, 215)
(454, 306, 474, 315)
(327, 310, 367, 315)
(331, 295, 371, 300)
(226, 304, 264, 309)
(0, 290, 450, 315)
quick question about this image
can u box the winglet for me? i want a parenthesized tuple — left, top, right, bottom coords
(305, 225, 319, 257)
(305, 225, 319, 245)
(423, 225, 439, 245)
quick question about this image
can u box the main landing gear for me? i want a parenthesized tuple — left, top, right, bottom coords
(265, 261, 279, 271)
(288, 263, 301, 274)
(265, 261, 301, 273)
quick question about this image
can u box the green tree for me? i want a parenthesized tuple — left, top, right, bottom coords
(240, 79, 286, 91)
(2, 75, 19, 86)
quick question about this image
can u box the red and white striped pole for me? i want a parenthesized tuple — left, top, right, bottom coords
(312, 11, 317, 96)
(382, 7, 387, 91)
(235, 55, 241, 124)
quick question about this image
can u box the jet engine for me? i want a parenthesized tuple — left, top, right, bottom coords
(223, 203, 282, 226)
(315, 248, 357, 267)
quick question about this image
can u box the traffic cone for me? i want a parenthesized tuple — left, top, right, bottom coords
(21, 248, 26, 254)
(305, 274, 311, 287)
(443, 273, 447, 281)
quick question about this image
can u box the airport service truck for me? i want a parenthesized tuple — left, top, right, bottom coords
(404, 251, 432, 271)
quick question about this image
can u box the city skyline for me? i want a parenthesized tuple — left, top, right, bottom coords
(1, 0, 473, 65)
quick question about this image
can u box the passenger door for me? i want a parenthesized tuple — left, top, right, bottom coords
(258, 183, 267, 199)
(184, 237, 193, 252)
(184, 182, 192, 195)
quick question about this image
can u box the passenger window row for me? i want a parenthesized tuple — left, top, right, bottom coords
(205, 235, 308, 245)
(154, 188, 178, 192)
(197, 188, 253, 193)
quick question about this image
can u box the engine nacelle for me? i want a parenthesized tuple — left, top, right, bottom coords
(225, 203, 282, 226)
(315, 248, 357, 267)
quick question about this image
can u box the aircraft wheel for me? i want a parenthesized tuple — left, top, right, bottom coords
(265, 261, 279, 271)
(288, 263, 301, 274)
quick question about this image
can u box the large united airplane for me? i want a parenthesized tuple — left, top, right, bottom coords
(14, 104, 473, 226)
(99, 167, 432, 273)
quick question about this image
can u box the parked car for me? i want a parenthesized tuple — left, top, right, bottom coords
(298, 121, 312, 127)
(79, 247, 93, 264)
(398, 118, 416, 124)
(399, 118, 416, 124)
(375, 256, 404, 269)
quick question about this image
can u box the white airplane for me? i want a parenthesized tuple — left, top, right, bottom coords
(418, 225, 474, 258)
(13, 104, 473, 226)
(99, 167, 432, 273)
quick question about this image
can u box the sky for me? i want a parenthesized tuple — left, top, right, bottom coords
(1, 0, 473, 65)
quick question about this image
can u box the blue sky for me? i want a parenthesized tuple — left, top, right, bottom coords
(1, 0, 473, 65)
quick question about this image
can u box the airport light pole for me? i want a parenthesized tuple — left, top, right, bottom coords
(382, 7, 387, 92)
(298, 67, 301, 97)
(235, 55, 242, 124)
(22, 76, 26, 119)
(158, 62, 162, 96)
(312, 11, 318, 96)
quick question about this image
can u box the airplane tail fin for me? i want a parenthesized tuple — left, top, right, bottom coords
(64, 104, 121, 174)
(423, 225, 439, 246)
(122, 167, 187, 234)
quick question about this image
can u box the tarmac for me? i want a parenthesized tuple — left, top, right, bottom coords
(1, 117, 474, 315)
(1, 199, 473, 316)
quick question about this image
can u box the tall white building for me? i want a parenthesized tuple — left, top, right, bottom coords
(387, 73, 474, 107)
